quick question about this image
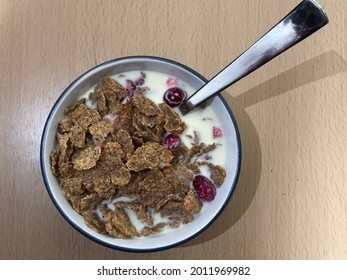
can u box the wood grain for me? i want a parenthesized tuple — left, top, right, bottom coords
(0, 0, 346, 259)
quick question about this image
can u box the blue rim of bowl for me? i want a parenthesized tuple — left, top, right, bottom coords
(40, 55, 242, 253)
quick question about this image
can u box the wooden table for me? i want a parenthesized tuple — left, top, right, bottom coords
(1, 0, 346, 259)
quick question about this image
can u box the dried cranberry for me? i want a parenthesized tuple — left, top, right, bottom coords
(125, 72, 146, 97)
(134, 77, 145, 86)
(193, 175, 216, 201)
(166, 77, 178, 87)
(163, 87, 187, 107)
(212, 126, 223, 138)
(163, 134, 181, 149)
(126, 79, 136, 98)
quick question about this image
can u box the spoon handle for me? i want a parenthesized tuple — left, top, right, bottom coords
(179, 0, 328, 115)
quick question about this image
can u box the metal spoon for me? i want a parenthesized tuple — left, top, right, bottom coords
(179, 0, 328, 115)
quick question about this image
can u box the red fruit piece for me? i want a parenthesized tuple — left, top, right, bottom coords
(134, 77, 145, 86)
(192, 175, 216, 201)
(212, 126, 223, 138)
(126, 72, 146, 97)
(126, 79, 136, 98)
(163, 134, 181, 149)
(163, 87, 187, 107)
(166, 77, 177, 87)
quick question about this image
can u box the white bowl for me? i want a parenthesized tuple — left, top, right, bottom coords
(40, 56, 241, 252)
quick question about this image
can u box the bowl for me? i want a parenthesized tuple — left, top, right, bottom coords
(40, 56, 241, 252)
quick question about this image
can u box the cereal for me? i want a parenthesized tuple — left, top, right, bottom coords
(63, 98, 86, 115)
(185, 162, 201, 174)
(110, 165, 131, 187)
(65, 102, 101, 129)
(51, 73, 226, 238)
(92, 172, 114, 199)
(61, 177, 83, 195)
(114, 101, 134, 133)
(198, 143, 217, 157)
(139, 168, 172, 207)
(88, 119, 111, 143)
(69, 123, 86, 148)
(95, 77, 128, 102)
(83, 212, 106, 234)
(100, 205, 127, 238)
(159, 200, 187, 221)
(115, 201, 153, 226)
(90, 90, 108, 116)
(162, 164, 192, 195)
(154, 195, 183, 212)
(58, 162, 74, 179)
(115, 129, 134, 160)
(206, 162, 226, 187)
(59, 118, 74, 133)
(120, 171, 146, 199)
(183, 189, 202, 215)
(50, 150, 59, 177)
(141, 222, 166, 237)
(80, 193, 102, 212)
(72, 146, 101, 170)
(133, 130, 160, 144)
(159, 103, 186, 134)
(133, 112, 158, 130)
(100, 142, 125, 168)
(126, 142, 173, 172)
(136, 205, 153, 226)
(186, 143, 205, 162)
(111, 207, 138, 237)
(186, 142, 217, 163)
(197, 161, 226, 187)
(154, 112, 167, 139)
(81, 162, 110, 192)
(56, 133, 71, 164)
(132, 93, 160, 117)
(170, 143, 189, 164)
(62, 189, 81, 213)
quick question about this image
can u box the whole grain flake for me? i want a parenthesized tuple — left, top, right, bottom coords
(126, 142, 173, 172)
(72, 146, 101, 170)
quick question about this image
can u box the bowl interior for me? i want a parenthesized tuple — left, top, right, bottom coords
(41, 56, 241, 252)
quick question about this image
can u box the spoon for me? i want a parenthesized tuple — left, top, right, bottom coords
(179, 0, 328, 115)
